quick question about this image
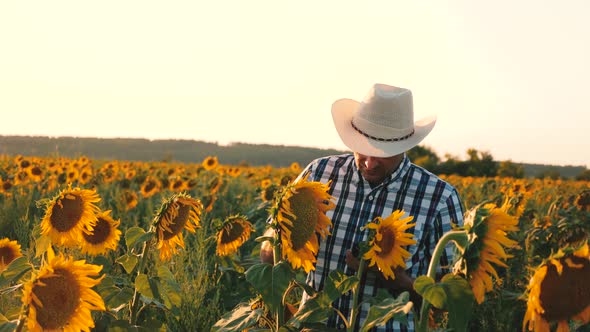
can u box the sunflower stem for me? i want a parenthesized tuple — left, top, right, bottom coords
(15, 306, 27, 332)
(272, 228, 285, 329)
(416, 230, 468, 332)
(130, 233, 154, 326)
(348, 257, 366, 332)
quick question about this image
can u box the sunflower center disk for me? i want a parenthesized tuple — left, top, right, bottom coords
(163, 204, 190, 240)
(82, 217, 111, 244)
(50, 195, 84, 232)
(221, 222, 244, 243)
(377, 228, 396, 256)
(0, 247, 16, 265)
(288, 189, 319, 251)
(33, 268, 81, 329)
(540, 256, 590, 321)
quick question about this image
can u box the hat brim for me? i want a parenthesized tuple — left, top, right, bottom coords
(331, 98, 436, 158)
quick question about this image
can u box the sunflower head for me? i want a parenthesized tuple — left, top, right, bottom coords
(140, 176, 161, 198)
(216, 215, 254, 256)
(574, 189, 590, 212)
(153, 193, 203, 261)
(22, 251, 105, 332)
(362, 210, 416, 280)
(523, 243, 590, 331)
(0, 238, 23, 271)
(40, 186, 101, 247)
(202, 156, 219, 171)
(80, 210, 122, 256)
(274, 175, 335, 273)
(456, 203, 519, 304)
(122, 190, 138, 211)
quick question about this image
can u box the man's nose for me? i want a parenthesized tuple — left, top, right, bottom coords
(364, 157, 379, 170)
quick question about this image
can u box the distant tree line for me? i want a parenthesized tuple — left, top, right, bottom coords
(1, 135, 587, 179)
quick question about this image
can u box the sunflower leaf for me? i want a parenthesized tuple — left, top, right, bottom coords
(245, 262, 294, 315)
(360, 291, 411, 332)
(323, 270, 359, 302)
(135, 273, 162, 302)
(439, 274, 474, 332)
(0, 320, 18, 332)
(211, 301, 264, 332)
(125, 227, 153, 250)
(157, 266, 182, 309)
(413, 276, 446, 309)
(116, 254, 139, 274)
(0, 256, 31, 288)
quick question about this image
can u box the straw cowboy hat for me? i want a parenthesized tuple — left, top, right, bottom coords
(331, 83, 436, 158)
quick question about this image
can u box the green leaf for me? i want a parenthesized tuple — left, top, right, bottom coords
(360, 292, 411, 332)
(99, 285, 134, 311)
(414, 274, 475, 331)
(116, 254, 139, 274)
(414, 276, 446, 309)
(288, 295, 333, 325)
(156, 268, 182, 309)
(439, 274, 475, 332)
(0, 256, 31, 288)
(322, 270, 359, 303)
(125, 227, 152, 249)
(0, 321, 18, 332)
(135, 274, 161, 302)
(34, 234, 51, 258)
(245, 262, 294, 315)
(157, 266, 175, 282)
(211, 302, 263, 332)
(288, 271, 358, 326)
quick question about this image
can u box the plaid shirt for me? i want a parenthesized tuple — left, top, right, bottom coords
(299, 154, 464, 332)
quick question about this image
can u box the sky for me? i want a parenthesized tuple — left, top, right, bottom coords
(1, 1, 589, 168)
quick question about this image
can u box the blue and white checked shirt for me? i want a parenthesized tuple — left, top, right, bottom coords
(299, 153, 464, 332)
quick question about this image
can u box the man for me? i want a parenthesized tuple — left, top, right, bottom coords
(263, 84, 464, 331)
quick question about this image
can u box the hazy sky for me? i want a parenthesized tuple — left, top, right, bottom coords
(1, 1, 589, 167)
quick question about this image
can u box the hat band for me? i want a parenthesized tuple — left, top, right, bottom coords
(351, 120, 415, 142)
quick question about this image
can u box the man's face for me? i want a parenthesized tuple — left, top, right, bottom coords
(354, 152, 403, 186)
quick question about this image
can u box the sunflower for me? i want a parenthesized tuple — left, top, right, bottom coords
(207, 176, 223, 194)
(201, 193, 217, 213)
(154, 193, 203, 261)
(363, 210, 417, 280)
(169, 177, 187, 192)
(523, 243, 590, 332)
(202, 156, 219, 171)
(78, 167, 93, 185)
(275, 175, 335, 273)
(21, 250, 105, 332)
(0, 238, 23, 271)
(122, 190, 138, 210)
(456, 204, 519, 304)
(290, 162, 301, 173)
(140, 176, 161, 198)
(574, 189, 590, 212)
(27, 165, 44, 183)
(80, 210, 122, 256)
(40, 186, 101, 247)
(66, 166, 79, 183)
(260, 178, 272, 189)
(216, 215, 254, 256)
(0, 178, 14, 195)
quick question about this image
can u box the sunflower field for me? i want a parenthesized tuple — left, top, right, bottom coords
(0, 154, 589, 332)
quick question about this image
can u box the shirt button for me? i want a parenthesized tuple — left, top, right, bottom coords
(368, 195, 374, 201)
(338, 323, 345, 329)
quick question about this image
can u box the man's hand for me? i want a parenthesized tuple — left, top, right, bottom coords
(260, 228, 275, 264)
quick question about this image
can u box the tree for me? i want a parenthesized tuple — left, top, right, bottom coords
(575, 169, 590, 181)
(497, 160, 525, 178)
